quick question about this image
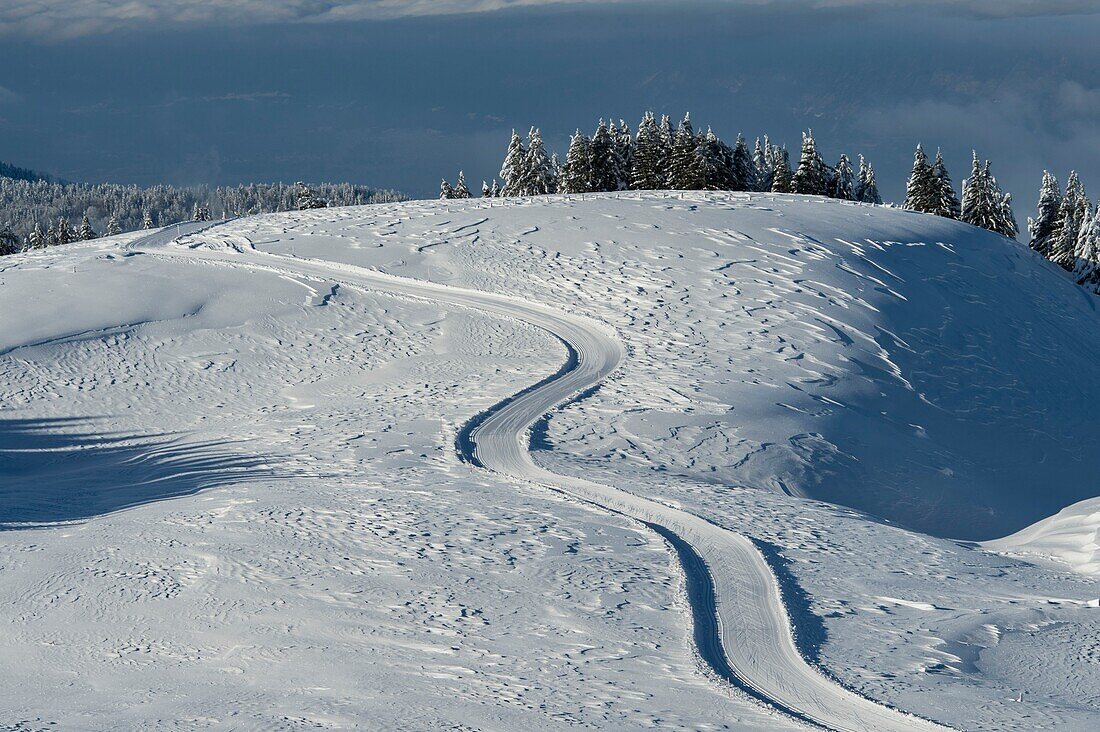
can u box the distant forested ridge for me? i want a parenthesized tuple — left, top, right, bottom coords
(0, 160, 58, 183)
(0, 171, 405, 255)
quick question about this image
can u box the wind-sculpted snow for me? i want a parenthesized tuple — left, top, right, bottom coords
(241, 193, 1100, 542)
(133, 230, 952, 730)
(2, 194, 1099, 730)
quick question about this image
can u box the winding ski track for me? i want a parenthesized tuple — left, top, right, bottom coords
(133, 224, 952, 732)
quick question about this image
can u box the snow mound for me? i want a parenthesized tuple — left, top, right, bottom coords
(983, 497, 1100, 575)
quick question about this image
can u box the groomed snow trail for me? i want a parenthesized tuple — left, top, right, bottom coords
(134, 227, 952, 732)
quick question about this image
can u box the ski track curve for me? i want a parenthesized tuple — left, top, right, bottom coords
(131, 224, 954, 732)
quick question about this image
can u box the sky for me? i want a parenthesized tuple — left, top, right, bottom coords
(1, 0, 1100, 209)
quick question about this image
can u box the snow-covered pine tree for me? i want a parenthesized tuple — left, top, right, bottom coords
(998, 193, 1019, 239)
(702, 128, 737, 190)
(1073, 202, 1100, 285)
(1050, 173, 1089, 270)
(29, 223, 44, 249)
(791, 130, 828, 195)
(549, 153, 561, 194)
(490, 179, 500, 197)
(45, 221, 57, 247)
(294, 181, 325, 209)
(667, 114, 699, 190)
(482, 180, 491, 198)
(731, 134, 756, 192)
(106, 214, 122, 236)
(78, 214, 96, 240)
(931, 150, 961, 219)
(903, 144, 937, 213)
(524, 128, 555, 196)
(453, 171, 472, 199)
(771, 147, 794, 193)
(1028, 171, 1061, 257)
(440, 179, 454, 200)
(559, 130, 594, 194)
(962, 154, 1018, 239)
(0, 229, 18, 256)
(960, 152, 985, 225)
(694, 128, 727, 190)
(55, 217, 72, 246)
(753, 137, 773, 192)
(614, 119, 634, 190)
(143, 209, 155, 229)
(631, 112, 663, 190)
(829, 154, 855, 200)
(499, 129, 528, 197)
(656, 114, 674, 188)
(589, 120, 619, 192)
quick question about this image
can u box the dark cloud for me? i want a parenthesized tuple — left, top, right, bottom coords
(4, 1, 1100, 40)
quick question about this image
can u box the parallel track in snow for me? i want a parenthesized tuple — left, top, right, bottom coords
(133, 225, 952, 732)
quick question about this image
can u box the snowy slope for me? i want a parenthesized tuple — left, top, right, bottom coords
(2, 193, 1099, 730)
(240, 192, 1100, 541)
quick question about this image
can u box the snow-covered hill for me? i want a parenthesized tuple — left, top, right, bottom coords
(1, 193, 1098, 730)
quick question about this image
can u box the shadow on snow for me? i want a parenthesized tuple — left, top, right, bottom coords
(0, 417, 281, 530)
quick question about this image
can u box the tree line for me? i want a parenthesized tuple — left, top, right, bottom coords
(0, 177, 404, 255)
(1026, 170, 1100, 288)
(901, 145, 1018, 237)
(442, 114, 882, 204)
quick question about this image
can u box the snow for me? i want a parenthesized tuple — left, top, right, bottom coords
(2, 192, 1098, 730)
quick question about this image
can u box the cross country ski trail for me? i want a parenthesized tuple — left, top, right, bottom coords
(133, 225, 952, 732)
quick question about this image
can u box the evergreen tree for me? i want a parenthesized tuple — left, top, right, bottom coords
(931, 150, 961, 219)
(791, 130, 828, 195)
(694, 128, 728, 190)
(1050, 174, 1089, 270)
(771, 147, 794, 193)
(731, 134, 756, 192)
(440, 179, 454, 200)
(453, 171, 471, 199)
(614, 119, 634, 190)
(854, 155, 882, 204)
(1073, 203, 1100, 285)
(559, 130, 594, 194)
(45, 221, 57, 247)
(998, 193, 1019, 239)
(753, 137, 773, 192)
(143, 209, 156, 229)
(589, 120, 620, 192)
(0, 229, 18, 256)
(549, 153, 561, 194)
(829, 154, 855, 200)
(656, 114, 674, 188)
(903, 144, 937, 213)
(498, 129, 527, 197)
(295, 181, 325, 209)
(490, 179, 500, 198)
(667, 114, 699, 190)
(78, 214, 96, 240)
(106, 214, 122, 236)
(524, 128, 555, 195)
(482, 180, 491, 198)
(55, 217, 72, 246)
(960, 152, 984, 225)
(961, 153, 1017, 239)
(1028, 171, 1061, 257)
(29, 223, 44, 249)
(631, 112, 664, 190)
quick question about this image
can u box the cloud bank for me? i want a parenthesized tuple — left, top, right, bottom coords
(6, 0, 1100, 40)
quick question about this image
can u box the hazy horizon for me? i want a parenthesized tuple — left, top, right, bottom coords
(2, 1, 1099, 207)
